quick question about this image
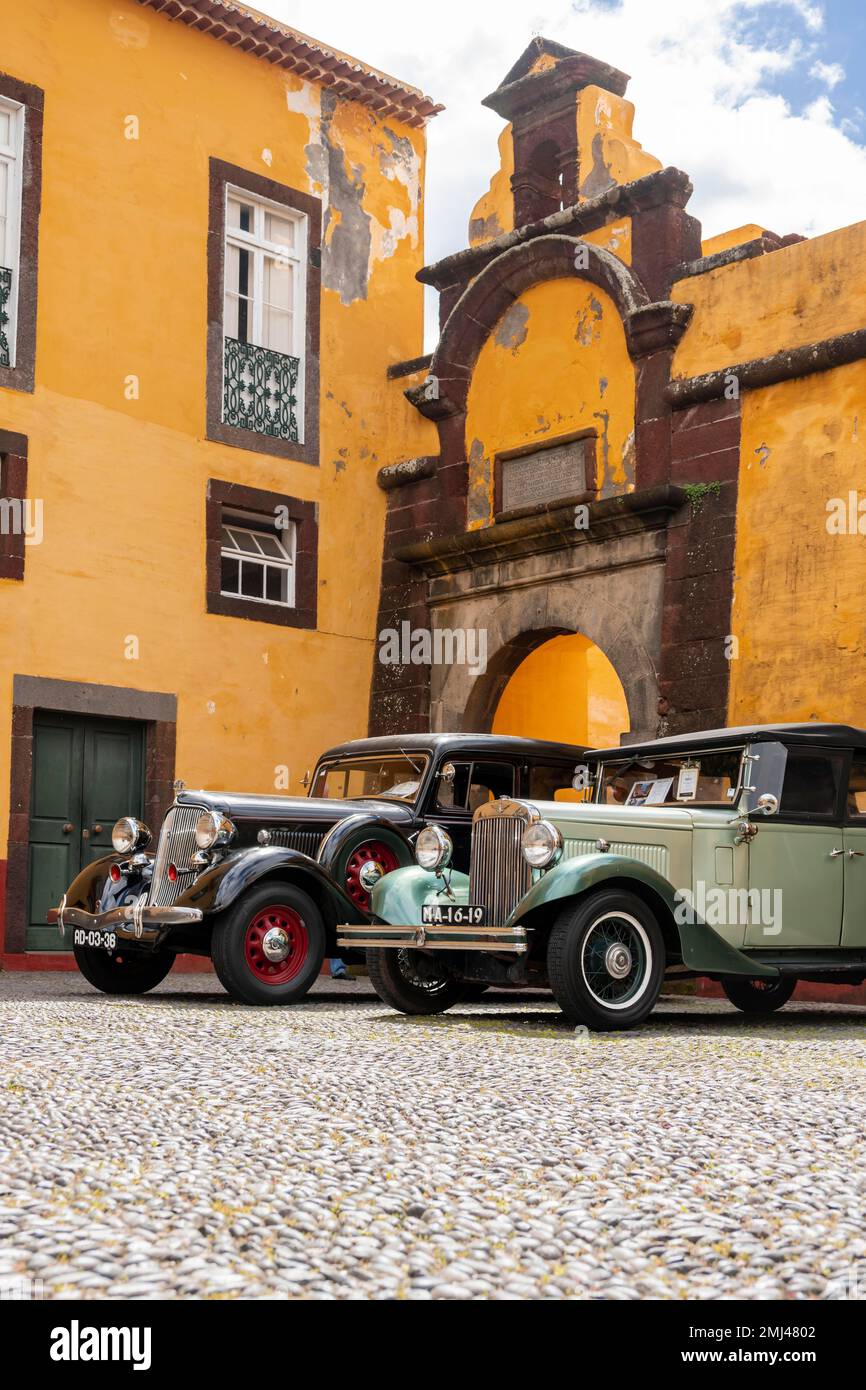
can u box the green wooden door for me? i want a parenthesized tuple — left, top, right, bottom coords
(28, 713, 144, 950)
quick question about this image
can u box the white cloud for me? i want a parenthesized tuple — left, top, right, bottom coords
(257, 0, 866, 274)
(810, 59, 845, 88)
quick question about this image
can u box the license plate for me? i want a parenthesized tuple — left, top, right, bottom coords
(421, 904, 486, 927)
(73, 929, 117, 953)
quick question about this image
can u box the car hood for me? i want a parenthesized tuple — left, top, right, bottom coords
(175, 790, 415, 826)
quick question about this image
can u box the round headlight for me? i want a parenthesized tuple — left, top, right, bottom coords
(415, 825, 453, 873)
(522, 820, 563, 869)
(194, 811, 236, 850)
(112, 817, 151, 855)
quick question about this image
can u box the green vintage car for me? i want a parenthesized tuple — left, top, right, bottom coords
(339, 724, 866, 1030)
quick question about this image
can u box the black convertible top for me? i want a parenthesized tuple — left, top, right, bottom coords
(588, 723, 866, 762)
(317, 732, 587, 762)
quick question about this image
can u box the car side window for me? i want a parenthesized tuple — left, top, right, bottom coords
(468, 762, 515, 812)
(435, 761, 514, 813)
(847, 751, 866, 820)
(435, 762, 472, 811)
(779, 747, 845, 820)
(528, 762, 585, 802)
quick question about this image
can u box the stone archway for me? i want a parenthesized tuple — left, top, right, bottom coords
(429, 559, 663, 743)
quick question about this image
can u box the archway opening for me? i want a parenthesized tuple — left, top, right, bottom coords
(491, 633, 629, 748)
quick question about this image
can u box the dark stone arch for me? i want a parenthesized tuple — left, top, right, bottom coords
(420, 234, 653, 420)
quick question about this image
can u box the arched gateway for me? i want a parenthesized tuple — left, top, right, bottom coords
(370, 40, 739, 746)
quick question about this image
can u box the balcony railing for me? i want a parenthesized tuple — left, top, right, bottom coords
(222, 337, 300, 442)
(0, 267, 11, 369)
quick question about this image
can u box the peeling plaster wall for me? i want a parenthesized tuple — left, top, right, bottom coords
(463, 277, 635, 528)
(297, 81, 424, 307)
(575, 86, 661, 202)
(728, 361, 866, 726)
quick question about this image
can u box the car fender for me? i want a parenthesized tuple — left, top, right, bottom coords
(369, 865, 470, 925)
(176, 846, 362, 924)
(508, 854, 778, 979)
(63, 853, 153, 913)
(316, 814, 414, 876)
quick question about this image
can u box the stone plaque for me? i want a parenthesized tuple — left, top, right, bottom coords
(499, 436, 594, 514)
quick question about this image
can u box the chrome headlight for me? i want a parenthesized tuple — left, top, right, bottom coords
(522, 820, 563, 869)
(415, 825, 453, 873)
(194, 810, 236, 850)
(112, 817, 151, 855)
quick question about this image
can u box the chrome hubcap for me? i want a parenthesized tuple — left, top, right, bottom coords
(605, 943, 633, 980)
(262, 927, 291, 963)
(358, 860, 385, 893)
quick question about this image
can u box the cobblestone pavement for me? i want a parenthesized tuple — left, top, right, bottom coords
(1, 971, 865, 1300)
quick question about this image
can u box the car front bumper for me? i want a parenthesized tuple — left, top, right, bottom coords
(57, 894, 204, 950)
(337, 922, 529, 954)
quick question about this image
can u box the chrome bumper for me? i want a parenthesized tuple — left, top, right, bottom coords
(57, 894, 203, 948)
(337, 923, 528, 954)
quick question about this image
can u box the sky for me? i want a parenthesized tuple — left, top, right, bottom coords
(258, 0, 866, 287)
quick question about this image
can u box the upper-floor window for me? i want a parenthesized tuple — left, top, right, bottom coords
(222, 187, 307, 445)
(207, 160, 321, 464)
(0, 96, 24, 370)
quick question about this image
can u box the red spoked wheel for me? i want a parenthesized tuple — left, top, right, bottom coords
(344, 841, 400, 910)
(243, 905, 309, 986)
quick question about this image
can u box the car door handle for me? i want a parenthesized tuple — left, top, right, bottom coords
(849, 850, 865, 858)
(830, 848, 845, 858)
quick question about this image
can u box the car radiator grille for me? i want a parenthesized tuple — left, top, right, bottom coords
(468, 816, 531, 925)
(268, 828, 326, 855)
(149, 804, 206, 907)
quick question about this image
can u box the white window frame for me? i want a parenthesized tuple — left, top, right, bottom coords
(0, 95, 24, 369)
(219, 507, 297, 610)
(223, 185, 307, 442)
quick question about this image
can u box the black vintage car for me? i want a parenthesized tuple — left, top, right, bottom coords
(56, 733, 585, 1005)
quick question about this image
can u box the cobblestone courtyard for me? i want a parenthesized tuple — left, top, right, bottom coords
(1, 973, 865, 1300)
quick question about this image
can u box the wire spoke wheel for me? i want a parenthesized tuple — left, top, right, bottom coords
(243, 905, 309, 986)
(395, 948, 454, 997)
(580, 911, 652, 1010)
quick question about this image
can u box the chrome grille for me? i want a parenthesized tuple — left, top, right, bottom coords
(267, 828, 326, 855)
(149, 804, 206, 907)
(469, 815, 531, 925)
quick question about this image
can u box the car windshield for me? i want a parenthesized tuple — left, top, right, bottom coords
(310, 755, 428, 804)
(598, 748, 744, 807)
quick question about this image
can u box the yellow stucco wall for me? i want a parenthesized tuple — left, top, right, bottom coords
(575, 86, 661, 201)
(492, 634, 628, 747)
(728, 361, 866, 726)
(700, 224, 772, 257)
(464, 276, 635, 528)
(468, 127, 515, 247)
(672, 223, 866, 380)
(0, 0, 430, 851)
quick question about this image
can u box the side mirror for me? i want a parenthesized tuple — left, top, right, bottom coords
(754, 793, 779, 817)
(440, 762, 456, 785)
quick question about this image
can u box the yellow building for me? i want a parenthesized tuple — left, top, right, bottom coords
(0, 0, 439, 958)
